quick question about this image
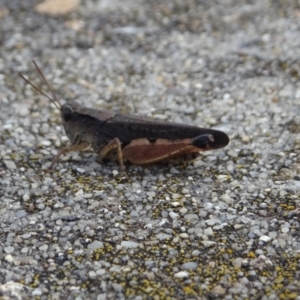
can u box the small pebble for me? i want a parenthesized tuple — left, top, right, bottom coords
(174, 271, 189, 278)
(39, 244, 48, 251)
(121, 241, 139, 248)
(5, 255, 14, 262)
(181, 262, 197, 270)
(259, 235, 271, 242)
(88, 240, 104, 250)
(32, 289, 43, 296)
(4, 160, 16, 170)
(4, 246, 14, 254)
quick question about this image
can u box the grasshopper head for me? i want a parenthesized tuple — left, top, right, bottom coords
(61, 104, 73, 122)
(60, 102, 85, 144)
(61, 102, 83, 122)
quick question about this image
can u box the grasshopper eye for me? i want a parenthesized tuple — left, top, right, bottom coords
(62, 105, 73, 122)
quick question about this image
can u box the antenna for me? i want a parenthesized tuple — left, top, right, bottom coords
(19, 60, 61, 110)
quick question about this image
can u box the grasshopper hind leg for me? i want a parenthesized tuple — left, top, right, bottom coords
(96, 138, 126, 174)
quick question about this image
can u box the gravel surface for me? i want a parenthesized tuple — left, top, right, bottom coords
(1, 0, 300, 299)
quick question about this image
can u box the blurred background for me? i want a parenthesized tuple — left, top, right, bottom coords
(1, 1, 300, 299)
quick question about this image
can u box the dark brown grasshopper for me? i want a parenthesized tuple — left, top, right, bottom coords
(19, 61, 229, 173)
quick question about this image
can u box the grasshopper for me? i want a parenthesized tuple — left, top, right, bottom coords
(19, 61, 229, 173)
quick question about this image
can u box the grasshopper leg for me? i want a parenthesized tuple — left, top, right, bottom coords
(96, 138, 125, 174)
(47, 141, 90, 171)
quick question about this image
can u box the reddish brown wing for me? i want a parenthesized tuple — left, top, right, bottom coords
(122, 138, 202, 165)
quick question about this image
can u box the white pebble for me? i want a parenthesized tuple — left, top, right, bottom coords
(221, 194, 234, 205)
(18, 106, 30, 116)
(39, 244, 48, 251)
(4, 246, 14, 254)
(88, 271, 97, 279)
(121, 241, 139, 248)
(75, 189, 84, 196)
(174, 271, 189, 278)
(180, 233, 188, 239)
(4, 160, 16, 170)
(158, 219, 168, 226)
(96, 269, 106, 276)
(76, 167, 85, 174)
(32, 289, 43, 296)
(41, 140, 51, 147)
(202, 241, 216, 247)
(179, 207, 187, 214)
(23, 194, 30, 201)
(228, 150, 238, 157)
(204, 227, 214, 236)
(88, 240, 104, 250)
(21, 247, 29, 253)
(181, 262, 197, 269)
(203, 203, 213, 210)
(5, 255, 14, 262)
(169, 211, 179, 219)
(112, 170, 119, 176)
(259, 235, 271, 242)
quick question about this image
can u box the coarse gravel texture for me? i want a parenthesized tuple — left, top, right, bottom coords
(1, 0, 300, 299)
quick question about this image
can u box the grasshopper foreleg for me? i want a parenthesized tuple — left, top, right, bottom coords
(96, 138, 125, 173)
(47, 141, 90, 171)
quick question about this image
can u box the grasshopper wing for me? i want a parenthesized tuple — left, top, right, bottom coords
(102, 113, 229, 150)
